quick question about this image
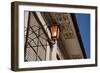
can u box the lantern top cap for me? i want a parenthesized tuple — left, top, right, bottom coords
(49, 22, 60, 27)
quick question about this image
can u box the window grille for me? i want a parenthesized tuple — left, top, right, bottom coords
(24, 12, 50, 61)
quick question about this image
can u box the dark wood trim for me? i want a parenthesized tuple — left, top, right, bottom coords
(95, 7, 98, 66)
(11, 1, 97, 71)
(14, 1, 97, 9)
(11, 2, 15, 71)
(13, 64, 97, 71)
(11, 2, 19, 71)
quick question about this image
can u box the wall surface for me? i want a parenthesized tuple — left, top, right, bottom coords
(0, 0, 100, 73)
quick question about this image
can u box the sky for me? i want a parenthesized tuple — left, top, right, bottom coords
(75, 14, 90, 58)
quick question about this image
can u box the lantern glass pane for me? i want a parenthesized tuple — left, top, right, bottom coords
(50, 26, 57, 37)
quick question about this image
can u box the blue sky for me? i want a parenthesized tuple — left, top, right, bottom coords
(75, 14, 90, 58)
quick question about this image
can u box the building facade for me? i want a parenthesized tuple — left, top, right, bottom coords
(24, 11, 86, 62)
